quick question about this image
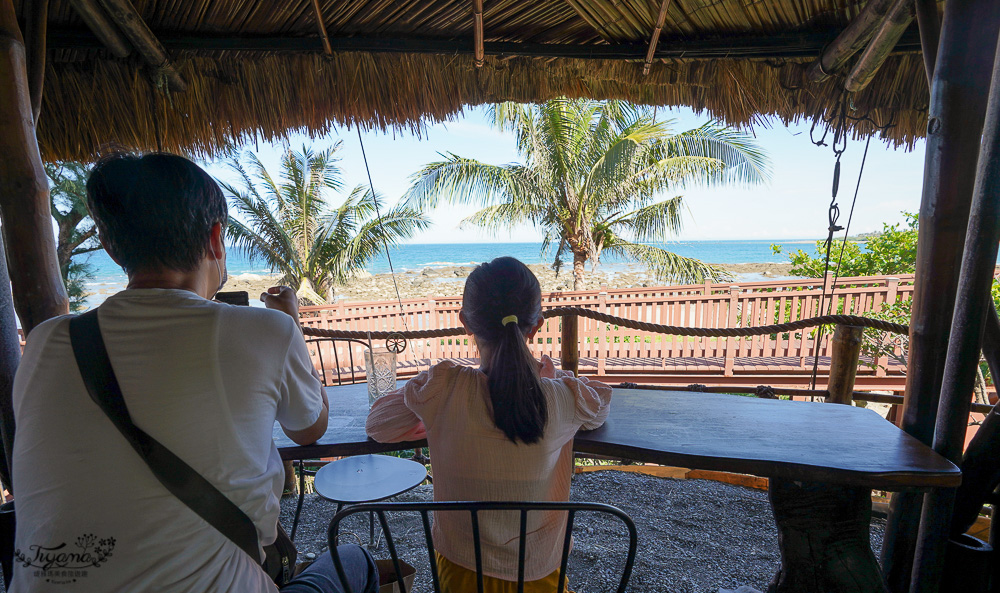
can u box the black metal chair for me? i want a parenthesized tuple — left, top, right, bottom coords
(291, 337, 370, 540)
(327, 501, 638, 593)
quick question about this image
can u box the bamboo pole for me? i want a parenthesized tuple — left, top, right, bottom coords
(561, 313, 579, 377)
(310, 0, 333, 56)
(914, 0, 940, 85)
(96, 0, 186, 92)
(23, 0, 46, 125)
(472, 0, 484, 68)
(880, 1, 1000, 590)
(806, 0, 899, 83)
(909, 27, 1000, 593)
(844, 0, 914, 93)
(68, 0, 131, 58)
(642, 0, 672, 76)
(826, 325, 863, 405)
(0, 0, 70, 334)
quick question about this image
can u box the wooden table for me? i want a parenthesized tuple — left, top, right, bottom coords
(274, 385, 958, 489)
(274, 384, 960, 592)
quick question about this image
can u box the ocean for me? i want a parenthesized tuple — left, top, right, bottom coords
(83, 239, 810, 291)
(72, 238, 818, 310)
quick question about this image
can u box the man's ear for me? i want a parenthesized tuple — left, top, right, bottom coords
(99, 236, 122, 267)
(459, 310, 472, 335)
(208, 222, 225, 260)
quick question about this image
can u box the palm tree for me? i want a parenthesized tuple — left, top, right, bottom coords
(405, 99, 771, 290)
(222, 144, 430, 304)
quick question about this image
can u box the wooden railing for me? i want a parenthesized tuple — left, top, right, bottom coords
(298, 274, 913, 383)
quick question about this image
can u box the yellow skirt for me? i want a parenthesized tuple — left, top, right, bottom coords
(435, 552, 573, 593)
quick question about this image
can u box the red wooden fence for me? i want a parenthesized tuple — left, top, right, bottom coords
(299, 274, 913, 390)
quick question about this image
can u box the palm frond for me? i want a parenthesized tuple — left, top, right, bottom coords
(604, 239, 733, 285)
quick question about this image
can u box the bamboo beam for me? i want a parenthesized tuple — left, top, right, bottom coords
(642, 0, 672, 76)
(844, 0, 914, 93)
(472, 0, 484, 68)
(96, 0, 186, 92)
(67, 0, 130, 58)
(879, 1, 1000, 590)
(47, 26, 925, 61)
(0, 0, 69, 333)
(23, 0, 46, 125)
(910, 27, 1000, 593)
(914, 0, 940, 85)
(310, 0, 332, 56)
(806, 0, 900, 83)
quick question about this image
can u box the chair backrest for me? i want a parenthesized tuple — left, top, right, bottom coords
(328, 500, 637, 593)
(305, 337, 369, 386)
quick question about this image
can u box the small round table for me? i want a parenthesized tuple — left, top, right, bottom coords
(313, 454, 428, 543)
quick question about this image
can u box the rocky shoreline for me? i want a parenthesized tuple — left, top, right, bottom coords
(223, 262, 797, 304)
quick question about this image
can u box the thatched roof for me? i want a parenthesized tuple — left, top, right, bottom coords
(19, 0, 934, 162)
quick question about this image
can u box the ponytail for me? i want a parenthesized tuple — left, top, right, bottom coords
(461, 257, 547, 445)
(486, 321, 547, 444)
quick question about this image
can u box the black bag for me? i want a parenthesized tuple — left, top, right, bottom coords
(0, 499, 14, 588)
(70, 310, 296, 585)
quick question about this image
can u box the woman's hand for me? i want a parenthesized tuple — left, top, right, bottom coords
(260, 286, 299, 318)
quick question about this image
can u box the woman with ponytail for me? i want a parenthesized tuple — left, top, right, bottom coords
(367, 257, 612, 592)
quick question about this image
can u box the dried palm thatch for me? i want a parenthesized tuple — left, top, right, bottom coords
(18, 0, 934, 162)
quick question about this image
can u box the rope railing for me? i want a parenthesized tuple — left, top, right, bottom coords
(300, 307, 909, 340)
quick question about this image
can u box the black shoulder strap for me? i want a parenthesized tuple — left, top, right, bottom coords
(69, 310, 262, 563)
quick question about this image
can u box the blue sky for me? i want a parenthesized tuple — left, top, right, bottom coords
(202, 105, 926, 243)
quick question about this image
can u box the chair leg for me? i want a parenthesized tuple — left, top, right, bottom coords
(291, 460, 306, 542)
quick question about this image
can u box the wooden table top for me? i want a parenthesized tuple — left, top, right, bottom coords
(274, 383, 960, 491)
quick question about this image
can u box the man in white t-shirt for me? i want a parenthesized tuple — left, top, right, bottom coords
(10, 153, 378, 593)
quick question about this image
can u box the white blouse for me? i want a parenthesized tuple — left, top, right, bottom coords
(366, 356, 612, 581)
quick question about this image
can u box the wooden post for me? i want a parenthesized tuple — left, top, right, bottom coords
(914, 0, 940, 85)
(561, 313, 579, 377)
(909, 27, 1000, 593)
(827, 325, 864, 405)
(724, 286, 740, 376)
(0, 239, 20, 492)
(0, 0, 70, 334)
(881, 0, 1000, 590)
(23, 0, 46, 125)
(597, 287, 607, 376)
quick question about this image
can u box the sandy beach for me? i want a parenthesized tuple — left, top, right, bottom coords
(222, 262, 797, 304)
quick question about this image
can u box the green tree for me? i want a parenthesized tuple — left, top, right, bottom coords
(405, 99, 771, 290)
(46, 162, 104, 312)
(222, 145, 430, 304)
(771, 212, 918, 278)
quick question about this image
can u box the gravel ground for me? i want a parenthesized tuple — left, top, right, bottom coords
(279, 470, 886, 593)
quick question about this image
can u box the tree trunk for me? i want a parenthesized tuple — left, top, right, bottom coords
(0, 1, 69, 334)
(572, 251, 586, 292)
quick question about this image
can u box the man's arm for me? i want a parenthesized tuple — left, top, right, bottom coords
(261, 286, 330, 446)
(283, 371, 329, 445)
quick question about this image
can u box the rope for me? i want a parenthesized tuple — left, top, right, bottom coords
(301, 308, 908, 340)
(357, 128, 408, 330)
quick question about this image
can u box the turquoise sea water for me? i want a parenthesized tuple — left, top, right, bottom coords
(83, 239, 811, 289)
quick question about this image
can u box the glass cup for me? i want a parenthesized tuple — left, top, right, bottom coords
(364, 347, 397, 407)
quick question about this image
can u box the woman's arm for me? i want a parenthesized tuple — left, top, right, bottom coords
(366, 389, 427, 443)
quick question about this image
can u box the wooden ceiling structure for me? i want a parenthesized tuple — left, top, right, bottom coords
(14, 0, 941, 162)
(2, 2, 1000, 593)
